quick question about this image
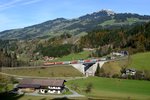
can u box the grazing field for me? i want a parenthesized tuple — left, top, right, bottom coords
(66, 77, 150, 100)
(1, 65, 83, 77)
(0, 84, 13, 93)
(101, 59, 128, 76)
(103, 52, 150, 71)
(0, 93, 84, 100)
(0, 93, 54, 100)
(129, 52, 150, 70)
(54, 51, 91, 61)
(100, 18, 148, 26)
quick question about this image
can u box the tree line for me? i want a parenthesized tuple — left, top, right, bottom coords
(0, 49, 18, 67)
(80, 22, 150, 56)
(35, 44, 82, 57)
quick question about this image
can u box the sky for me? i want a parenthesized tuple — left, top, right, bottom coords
(0, 0, 150, 32)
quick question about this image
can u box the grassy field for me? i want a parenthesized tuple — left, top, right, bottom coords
(100, 19, 115, 26)
(102, 52, 150, 71)
(66, 77, 150, 100)
(1, 65, 83, 77)
(102, 61, 122, 76)
(0, 93, 84, 100)
(0, 84, 13, 93)
(54, 51, 91, 61)
(101, 59, 128, 76)
(129, 52, 150, 70)
(1, 77, 150, 100)
(0, 93, 53, 100)
(100, 18, 149, 26)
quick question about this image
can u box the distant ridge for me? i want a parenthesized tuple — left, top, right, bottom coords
(0, 9, 150, 40)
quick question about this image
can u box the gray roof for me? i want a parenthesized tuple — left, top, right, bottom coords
(17, 84, 40, 88)
(126, 68, 136, 72)
(19, 78, 66, 87)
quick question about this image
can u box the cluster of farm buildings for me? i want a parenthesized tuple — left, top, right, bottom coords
(14, 79, 66, 94)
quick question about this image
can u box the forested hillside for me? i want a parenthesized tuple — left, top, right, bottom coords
(0, 10, 150, 40)
(0, 49, 18, 67)
(80, 22, 150, 56)
(0, 16, 150, 67)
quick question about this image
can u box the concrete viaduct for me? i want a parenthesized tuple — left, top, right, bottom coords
(70, 60, 107, 76)
(70, 57, 128, 76)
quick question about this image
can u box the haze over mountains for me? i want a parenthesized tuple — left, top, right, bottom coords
(0, 9, 150, 40)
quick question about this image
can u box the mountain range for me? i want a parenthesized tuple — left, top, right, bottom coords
(0, 9, 150, 40)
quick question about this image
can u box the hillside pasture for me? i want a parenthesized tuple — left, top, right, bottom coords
(54, 51, 91, 61)
(101, 59, 128, 76)
(129, 52, 150, 70)
(66, 77, 150, 100)
(1, 65, 83, 77)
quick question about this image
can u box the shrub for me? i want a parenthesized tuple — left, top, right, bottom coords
(112, 74, 119, 78)
(84, 83, 93, 93)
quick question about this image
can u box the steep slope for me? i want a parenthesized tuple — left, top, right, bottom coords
(130, 52, 150, 70)
(0, 9, 150, 40)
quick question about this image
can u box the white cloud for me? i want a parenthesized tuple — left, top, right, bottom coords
(21, 0, 42, 5)
(0, 0, 24, 10)
(0, 0, 42, 11)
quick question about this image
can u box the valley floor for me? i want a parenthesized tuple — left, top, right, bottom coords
(0, 75, 150, 100)
(1, 65, 83, 77)
(66, 77, 150, 100)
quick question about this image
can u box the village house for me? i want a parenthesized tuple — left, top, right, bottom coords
(125, 68, 136, 76)
(17, 78, 66, 94)
(43, 56, 56, 61)
(111, 51, 128, 57)
(122, 68, 136, 77)
(83, 48, 95, 51)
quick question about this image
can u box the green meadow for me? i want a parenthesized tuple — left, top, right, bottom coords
(54, 51, 91, 61)
(129, 52, 150, 70)
(66, 77, 150, 100)
(2, 65, 83, 77)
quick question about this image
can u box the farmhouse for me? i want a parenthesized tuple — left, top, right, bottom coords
(17, 78, 66, 94)
(125, 68, 136, 76)
(122, 68, 136, 77)
(111, 51, 128, 57)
